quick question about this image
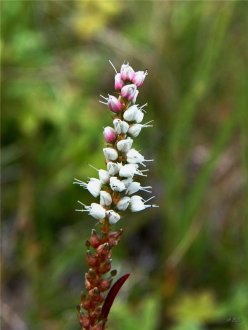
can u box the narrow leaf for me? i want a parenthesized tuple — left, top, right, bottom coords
(100, 273, 130, 321)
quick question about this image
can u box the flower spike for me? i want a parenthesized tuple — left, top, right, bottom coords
(75, 61, 158, 330)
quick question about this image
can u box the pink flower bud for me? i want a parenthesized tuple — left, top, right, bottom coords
(132, 70, 148, 87)
(114, 73, 124, 90)
(121, 84, 137, 102)
(100, 95, 123, 113)
(120, 63, 135, 81)
(108, 95, 123, 112)
(103, 126, 116, 143)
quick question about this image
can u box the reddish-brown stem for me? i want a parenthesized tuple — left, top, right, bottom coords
(78, 222, 123, 330)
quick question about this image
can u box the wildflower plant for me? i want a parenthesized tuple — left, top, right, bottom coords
(75, 61, 158, 329)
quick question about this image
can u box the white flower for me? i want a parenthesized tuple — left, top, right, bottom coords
(120, 63, 135, 81)
(127, 149, 153, 166)
(123, 105, 139, 122)
(123, 104, 146, 123)
(106, 210, 121, 224)
(113, 119, 129, 134)
(121, 84, 137, 101)
(116, 196, 130, 211)
(119, 164, 148, 178)
(128, 121, 153, 137)
(98, 169, 110, 184)
(117, 137, 133, 153)
(109, 177, 126, 192)
(100, 191, 112, 206)
(129, 196, 158, 212)
(107, 162, 121, 176)
(125, 181, 152, 195)
(134, 109, 144, 123)
(103, 147, 118, 161)
(76, 202, 106, 220)
(132, 70, 148, 87)
(122, 177, 133, 187)
(88, 165, 110, 184)
(73, 178, 101, 198)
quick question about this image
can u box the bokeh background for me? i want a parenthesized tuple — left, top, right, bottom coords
(1, 1, 248, 329)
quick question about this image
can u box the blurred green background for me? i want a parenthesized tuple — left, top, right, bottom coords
(1, 1, 248, 329)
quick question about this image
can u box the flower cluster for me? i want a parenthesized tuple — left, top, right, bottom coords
(75, 62, 157, 224)
(75, 61, 157, 330)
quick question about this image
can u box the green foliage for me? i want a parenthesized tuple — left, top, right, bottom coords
(2, 1, 248, 329)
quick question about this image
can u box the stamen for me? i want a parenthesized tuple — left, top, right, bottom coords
(143, 120, 154, 127)
(88, 164, 99, 171)
(145, 196, 155, 203)
(109, 60, 117, 74)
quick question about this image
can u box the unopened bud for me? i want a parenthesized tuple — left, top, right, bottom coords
(103, 126, 116, 143)
(100, 95, 123, 113)
(120, 63, 135, 81)
(96, 243, 110, 256)
(88, 287, 100, 297)
(89, 229, 101, 248)
(80, 315, 90, 328)
(115, 73, 124, 90)
(81, 300, 91, 310)
(85, 275, 93, 290)
(99, 259, 111, 273)
(99, 278, 112, 291)
(132, 70, 148, 87)
(86, 251, 98, 267)
(108, 229, 123, 245)
(121, 84, 138, 102)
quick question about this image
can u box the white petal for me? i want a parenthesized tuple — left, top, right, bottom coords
(120, 120, 129, 133)
(126, 181, 141, 195)
(106, 210, 121, 224)
(116, 196, 130, 211)
(122, 177, 133, 187)
(89, 203, 106, 219)
(123, 105, 139, 122)
(126, 149, 145, 165)
(113, 119, 129, 134)
(128, 124, 142, 137)
(107, 162, 121, 176)
(109, 177, 126, 192)
(117, 138, 133, 152)
(113, 119, 122, 134)
(129, 195, 158, 212)
(100, 191, 112, 206)
(119, 164, 138, 178)
(132, 90, 139, 103)
(129, 196, 146, 212)
(103, 148, 118, 161)
(87, 178, 102, 197)
(98, 169, 110, 184)
(134, 110, 144, 123)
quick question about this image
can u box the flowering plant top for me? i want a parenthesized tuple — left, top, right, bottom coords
(75, 61, 158, 330)
(74, 61, 157, 224)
